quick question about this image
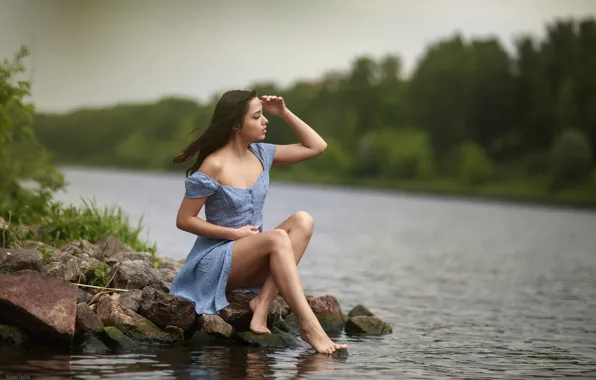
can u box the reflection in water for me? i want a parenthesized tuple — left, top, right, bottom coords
(0, 342, 351, 380)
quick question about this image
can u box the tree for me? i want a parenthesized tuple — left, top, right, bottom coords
(0, 46, 64, 224)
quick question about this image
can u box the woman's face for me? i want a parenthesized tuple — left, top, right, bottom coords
(238, 97, 268, 141)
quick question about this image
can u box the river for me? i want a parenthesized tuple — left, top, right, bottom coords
(2, 167, 596, 379)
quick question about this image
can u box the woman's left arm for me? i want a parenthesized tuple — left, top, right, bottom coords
(262, 95, 327, 166)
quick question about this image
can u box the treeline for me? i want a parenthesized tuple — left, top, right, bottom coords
(33, 17, 596, 205)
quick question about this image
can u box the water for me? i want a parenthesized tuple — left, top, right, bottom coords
(2, 167, 596, 379)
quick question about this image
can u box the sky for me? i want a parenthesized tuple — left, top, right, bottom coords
(1, 0, 595, 113)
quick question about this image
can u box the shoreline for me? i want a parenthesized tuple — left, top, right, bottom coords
(57, 164, 596, 213)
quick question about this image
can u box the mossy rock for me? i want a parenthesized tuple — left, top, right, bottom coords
(273, 313, 300, 335)
(315, 313, 345, 335)
(163, 325, 185, 342)
(118, 320, 179, 346)
(73, 332, 110, 355)
(233, 327, 297, 349)
(97, 326, 136, 352)
(188, 331, 228, 347)
(344, 316, 392, 336)
(0, 324, 28, 347)
(274, 312, 344, 336)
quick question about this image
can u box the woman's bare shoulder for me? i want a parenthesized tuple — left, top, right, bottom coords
(197, 154, 224, 181)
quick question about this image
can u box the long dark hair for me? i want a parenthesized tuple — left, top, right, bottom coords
(173, 89, 257, 177)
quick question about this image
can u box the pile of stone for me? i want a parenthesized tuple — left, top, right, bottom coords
(0, 233, 392, 354)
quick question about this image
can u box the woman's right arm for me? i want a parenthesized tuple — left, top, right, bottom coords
(176, 197, 259, 240)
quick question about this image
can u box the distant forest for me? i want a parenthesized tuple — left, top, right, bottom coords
(32, 17, 596, 206)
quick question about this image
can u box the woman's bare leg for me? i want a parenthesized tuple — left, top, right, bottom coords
(248, 211, 314, 334)
(227, 228, 347, 354)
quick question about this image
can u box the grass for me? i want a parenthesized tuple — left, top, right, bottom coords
(0, 213, 27, 249)
(38, 198, 157, 256)
(2, 198, 158, 265)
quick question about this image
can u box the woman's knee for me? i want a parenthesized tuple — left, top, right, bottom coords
(267, 228, 292, 251)
(291, 211, 314, 236)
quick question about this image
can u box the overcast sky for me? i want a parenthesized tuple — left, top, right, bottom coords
(1, 0, 595, 113)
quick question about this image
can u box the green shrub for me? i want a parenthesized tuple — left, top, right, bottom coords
(0, 45, 65, 225)
(456, 141, 494, 186)
(550, 128, 593, 187)
(354, 128, 436, 180)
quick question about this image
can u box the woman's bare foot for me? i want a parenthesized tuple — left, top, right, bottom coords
(249, 296, 272, 334)
(299, 319, 348, 354)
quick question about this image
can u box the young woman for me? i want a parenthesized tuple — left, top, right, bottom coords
(170, 89, 347, 354)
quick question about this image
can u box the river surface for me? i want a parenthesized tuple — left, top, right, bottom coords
(2, 167, 596, 379)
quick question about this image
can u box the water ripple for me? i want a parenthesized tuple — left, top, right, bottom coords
(1, 168, 595, 379)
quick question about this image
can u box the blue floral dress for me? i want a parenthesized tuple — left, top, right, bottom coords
(169, 142, 276, 315)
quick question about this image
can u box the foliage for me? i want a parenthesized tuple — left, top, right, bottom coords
(456, 141, 495, 186)
(0, 215, 26, 249)
(550, 129, 593, 186)
(87, 261, 110, 287)
(15, 16, 596, 206)
(37, 198, 157, 256)
(0, 46, 157, 258)
(0, 46, 65, 225)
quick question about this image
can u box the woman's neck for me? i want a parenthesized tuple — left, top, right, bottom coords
(225, 136, 251, 159)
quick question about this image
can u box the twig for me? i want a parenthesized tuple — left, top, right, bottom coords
(88, 290, 114, 301)
(86, 266, 124, 306)
(76, 283, 129, 292)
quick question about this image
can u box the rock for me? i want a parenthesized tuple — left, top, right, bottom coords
(77, 289, 92, 304)
(189, 331, 220, 346)
(73, 332, 110, 354)
(94, 294, 176, 345)
(112, 289, 143, 312)
(197, 314, 233, 338)
(41, 250, 86, 283)
(308, 295, 345, 334)
(0, 269, 77, 343)
(75, 302, 104, 334)
(112, 260, 168, 291)
(157, 257, 184, 272)
(0, 324, 28, 346)
(163, 325, 185, 342)
(39, 247, 102, 285)
(273, 313, 300, 335)
(98, 326, 136, 352)
(106, 251, 153, 267)
(98, 236, 134, 260)
(233, 327, 297, 349)
(137, 287, 195, 332)
(23, 240, 61, 255)
(219, 291, 284, 332)
(79, 258, 104, 284)
(344, 316, 392, 336)
(332, 349, 349, 360)
(60, 239, 103, 261)
(159, 268, 177, 283)
(0, 248, 43, 274)
(348, 304, 374, 317)
(274, 295, 290, 318)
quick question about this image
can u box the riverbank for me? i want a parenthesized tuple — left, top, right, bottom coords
(57, 164, 596, 211)
(271, 171, 596, 210)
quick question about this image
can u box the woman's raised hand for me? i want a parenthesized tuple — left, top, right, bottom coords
(261, 95, 287, 116)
